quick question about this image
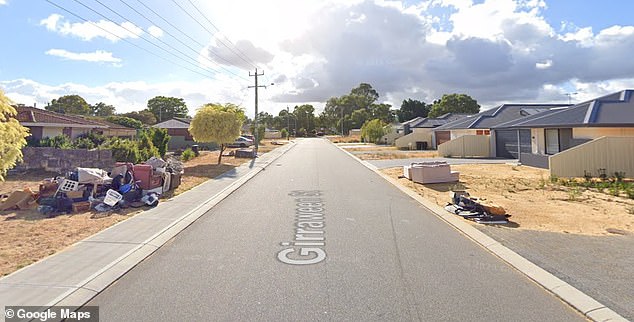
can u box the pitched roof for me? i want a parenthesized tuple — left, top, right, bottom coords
(153, 118, 191, 129)
(496, 90, 634, 129)
(14, 106, 108, 128)
(409, 113, 472, 128)
(434, 104, 569, 131)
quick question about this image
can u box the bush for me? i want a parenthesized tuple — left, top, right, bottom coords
(181, 148, 195, 162)
(76, 132, 107, 146)
(147, 127, 170, 157)
(72, 137, 96, 149)
(280, 128, 289, 139)
(105, 138, 141, 163)
(106, 115, 143, 129)
(39, 135, 73, 149)
(137, 130, 160, 161)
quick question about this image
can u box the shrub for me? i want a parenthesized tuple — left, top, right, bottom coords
(76, 132, 107, 146)
(72, 137, 96, 149)
(39, 135, 72, 149)
(137, 130, 160, 161)
(280, 128, 289, 139)
(105, 138, 141, 163)
(181, 148, 195, 162)
(147, 127, 170, 157)
(106, 115, 143, 129)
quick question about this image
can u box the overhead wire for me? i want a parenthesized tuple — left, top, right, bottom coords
(68, 0, 243, 83)
(118, 0, 247, 77)
(183, 0, 258, 70)
(43, 0, 222, 81)
(168, 0, 258, 70)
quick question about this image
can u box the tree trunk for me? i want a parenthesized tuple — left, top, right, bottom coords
(217, 144, 225, 165)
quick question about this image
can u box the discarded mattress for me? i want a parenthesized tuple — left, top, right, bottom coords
(403, 161, 459, 184)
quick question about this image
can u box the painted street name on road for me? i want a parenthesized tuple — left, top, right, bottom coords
(277, 190, 326, 265)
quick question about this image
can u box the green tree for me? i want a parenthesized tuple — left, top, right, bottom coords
(137, 130, 159, 161)
(189, 103, 245, 164)
(350, 109, 369, 129)
(250, 124, 265, 144)
(280, 128, 289, 140)
(147, 96, 188, 123)
(361, 119, 387, 144)
(0, 91, 30, 181)
(91, 102, 116, 116)
(121, 110, 157, 125)
(369, 103, 393, 124)
(46, 95, 91, 115)
(292, 104, 316, 133)
(106, 115, 143, 129)
(396, 99, 429, 122)
(105, 138, 141, 163)
(428, 94, 480, 117)
(147, 127, 170, 157)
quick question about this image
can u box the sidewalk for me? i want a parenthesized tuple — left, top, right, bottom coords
(0, 142, 295, 312)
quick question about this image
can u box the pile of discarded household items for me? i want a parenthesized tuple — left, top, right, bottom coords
(445, 191, 511, 224)
(0, 157, 184, 217)
(402, 161, 459, 184)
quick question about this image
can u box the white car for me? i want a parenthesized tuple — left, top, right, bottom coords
(228, 136, 254, 148)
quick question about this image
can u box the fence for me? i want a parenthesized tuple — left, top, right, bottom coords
(549, 136, 634, 178)
(16, 147, 114, 173)
(437, 135, 491, 157)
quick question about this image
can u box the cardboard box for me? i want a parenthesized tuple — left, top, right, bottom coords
(72, 201, 91, 213)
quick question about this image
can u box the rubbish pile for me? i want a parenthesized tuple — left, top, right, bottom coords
(445, 191, 511, 224)
(0, 157, 184, 217)
(402, 161, 459, 184)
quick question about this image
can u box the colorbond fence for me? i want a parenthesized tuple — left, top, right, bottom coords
(437, 135, 490, 158)
(549, 136, 634, 178)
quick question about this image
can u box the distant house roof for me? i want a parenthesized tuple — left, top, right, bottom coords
(14, 106, 108, 129)
(496, 90, 634, 129)
(409, 113, 471, 129)
(434, 104, 570, 131)
(153, 118, 191, 129)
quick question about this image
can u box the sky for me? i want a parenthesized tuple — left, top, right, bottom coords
(1, 0, 634, 117)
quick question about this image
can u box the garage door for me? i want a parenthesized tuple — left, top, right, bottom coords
(495, 129, 531, 159)
(435, 131, 451, 146)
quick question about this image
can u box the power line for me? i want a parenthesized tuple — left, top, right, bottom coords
(43, 0, 222, 80)
(69, 0, 239, 82)
(183, 0, 258, 69)
(120, 0, 248, 78)
(168, 0, 258, 70)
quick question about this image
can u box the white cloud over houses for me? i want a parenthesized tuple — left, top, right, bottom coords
(9, 0, 634, 116)
(45, 49, 122, 66)
(40, 14, 144, 42)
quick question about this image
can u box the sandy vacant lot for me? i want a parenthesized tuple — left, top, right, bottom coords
(382, 164, 634, 236)
(0, 140, 286, 276)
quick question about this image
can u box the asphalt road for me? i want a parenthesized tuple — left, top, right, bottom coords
(88, 138, 582, 321)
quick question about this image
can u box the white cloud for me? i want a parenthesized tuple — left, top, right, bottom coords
(147, 25, 163, 38)
(40, 14, 144, 42)
(0, 0, 6, 5)
(45, 49, 122, 66)
(535, 59, 552, 70)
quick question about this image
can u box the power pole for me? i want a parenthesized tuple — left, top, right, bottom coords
(248, 68, 266, 154)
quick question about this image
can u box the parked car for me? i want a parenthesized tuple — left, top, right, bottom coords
(227, 136, 254, 148)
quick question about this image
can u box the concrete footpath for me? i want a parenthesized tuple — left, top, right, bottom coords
(334, 143, 629, 322)
(0, 142, 295, 313)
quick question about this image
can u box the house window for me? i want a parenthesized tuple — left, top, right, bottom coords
(545, 129, 560, 155)
(484, 130, 490, 135)
(476, 130, 483, 135)
(476, 130, 490, 135)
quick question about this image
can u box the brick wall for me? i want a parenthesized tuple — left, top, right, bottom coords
(16, 147, 115, 173)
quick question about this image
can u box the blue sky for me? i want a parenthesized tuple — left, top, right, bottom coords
(1, 0, 634, 116)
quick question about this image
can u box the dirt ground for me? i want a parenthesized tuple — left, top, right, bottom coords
(0, 140, 286, 277)
(381, 164, 634, 236)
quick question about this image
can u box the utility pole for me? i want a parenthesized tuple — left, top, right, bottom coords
(248, 68, 271, 154)
(286, 106, 290, 139)
(565, 92, 578, 105)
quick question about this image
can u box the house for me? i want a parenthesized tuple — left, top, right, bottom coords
(492, 90, 634, 175)
(264, 128, 282, 139)
(152, 117, 216, 151)
(79, 117, 136, 139)
(380, 117, 425, 145)
(394, 113, 470, 150)
(13, 105, 135, 140)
